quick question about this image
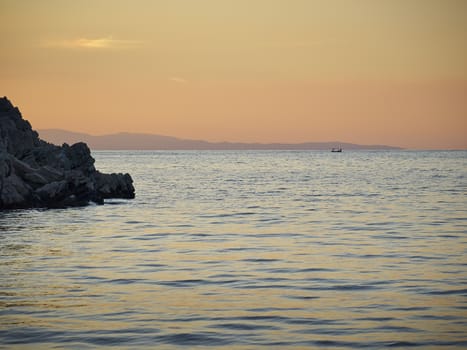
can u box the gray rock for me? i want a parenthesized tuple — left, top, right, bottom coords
(0, 96, 135, 209)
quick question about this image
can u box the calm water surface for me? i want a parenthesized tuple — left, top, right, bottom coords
(1, 151, 466, 349)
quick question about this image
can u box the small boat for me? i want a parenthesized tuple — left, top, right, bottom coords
(331, 148, 342, 152)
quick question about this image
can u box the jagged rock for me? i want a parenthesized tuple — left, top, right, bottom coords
(0, 96, 135, 209)
(94, 172, 135, 199)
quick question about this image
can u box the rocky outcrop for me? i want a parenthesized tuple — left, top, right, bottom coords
(0, 97, 135, 209)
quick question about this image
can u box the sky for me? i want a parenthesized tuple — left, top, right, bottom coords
(1, 0, 466, 149)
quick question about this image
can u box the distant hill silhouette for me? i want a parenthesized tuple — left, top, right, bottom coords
(38, 129, 402, 150)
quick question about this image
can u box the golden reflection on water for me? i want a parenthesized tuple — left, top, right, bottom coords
(1, 151, 466, 348)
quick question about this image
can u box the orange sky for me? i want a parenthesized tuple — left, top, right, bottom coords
(1, 0, 466, 149)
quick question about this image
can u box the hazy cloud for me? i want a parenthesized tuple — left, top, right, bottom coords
(263, 40, 328, 49)
(42, 37, 143, 50)
(169, 77, 188, 84)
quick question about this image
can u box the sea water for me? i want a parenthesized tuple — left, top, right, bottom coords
(1, 150, 466, 349)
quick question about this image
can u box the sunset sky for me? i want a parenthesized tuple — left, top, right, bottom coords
(1, 0, 466, 149)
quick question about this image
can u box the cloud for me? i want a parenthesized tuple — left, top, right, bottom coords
(42, 37, 143, 50)
(263, 40, 327, 49)
(169, 77, 188, 84)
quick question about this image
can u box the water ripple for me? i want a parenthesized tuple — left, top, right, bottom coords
(1, 150, 466, 349)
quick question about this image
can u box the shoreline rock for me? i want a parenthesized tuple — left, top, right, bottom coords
(0, 97, 135, 209)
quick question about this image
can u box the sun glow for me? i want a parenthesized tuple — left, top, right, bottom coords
(2, 0, 466, 149)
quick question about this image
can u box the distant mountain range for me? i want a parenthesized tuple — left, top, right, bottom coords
(38, 129, 402, 150)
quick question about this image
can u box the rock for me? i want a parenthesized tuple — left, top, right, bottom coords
(94, 172, 135, 199)
(0, 97, 135, 209)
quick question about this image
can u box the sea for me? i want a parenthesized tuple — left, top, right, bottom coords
(1, 150, 466, 349)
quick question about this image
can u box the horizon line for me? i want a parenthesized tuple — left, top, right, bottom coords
(37, 128, 467, 151)
(37, 128, 404, 149)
